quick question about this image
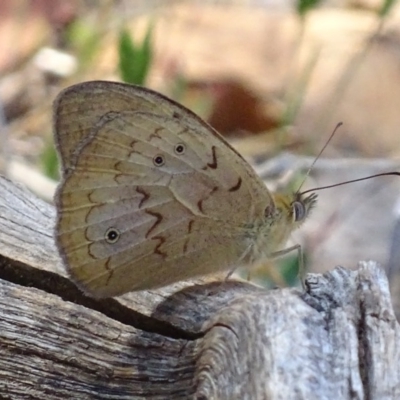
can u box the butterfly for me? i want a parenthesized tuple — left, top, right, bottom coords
(54, 81, 317, 298)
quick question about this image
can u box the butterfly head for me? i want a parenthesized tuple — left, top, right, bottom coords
(291, 191, 318, 227)
(269, 191, 318, 231)
(243, 190, 317, 264)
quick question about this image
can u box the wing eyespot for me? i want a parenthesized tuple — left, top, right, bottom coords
(153, 154, 165, 167)
(174, 143, 186, 155)
(105, 228, 120, 244)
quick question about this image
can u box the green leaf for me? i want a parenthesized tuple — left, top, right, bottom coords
(296, 0, 322, 17)
(118, 23, 153, 85)
(41, 139, 59, 181)
(379, 0, 397, 17)
(66, 20, 101, 67)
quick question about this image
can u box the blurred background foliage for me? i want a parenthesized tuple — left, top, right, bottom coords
(1, 0, 400, 290)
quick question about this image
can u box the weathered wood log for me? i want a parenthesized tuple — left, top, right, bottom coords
(0, 175, 399, 399)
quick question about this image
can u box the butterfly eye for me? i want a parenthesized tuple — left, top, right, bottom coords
(292, 201, 306, 222)
(174, 143, 186, 155)
(153, 155, 165, 166)
(105, 228, 120, 244)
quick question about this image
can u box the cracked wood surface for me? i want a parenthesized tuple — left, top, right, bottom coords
(0, 175, 400, 399)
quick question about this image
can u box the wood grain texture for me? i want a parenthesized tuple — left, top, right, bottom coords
(0, 175, 399, 399)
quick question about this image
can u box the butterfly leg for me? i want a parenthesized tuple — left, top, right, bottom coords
(224, 266, 237, 282)
(270, 244, 306, 290)
(223, 244, 254, 283)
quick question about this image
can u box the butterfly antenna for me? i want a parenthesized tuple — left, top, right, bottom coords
(296, 122, 343, 194)
(300, 172, 400, 196)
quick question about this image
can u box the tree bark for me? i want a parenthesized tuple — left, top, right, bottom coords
(0, 175, 399, 400)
